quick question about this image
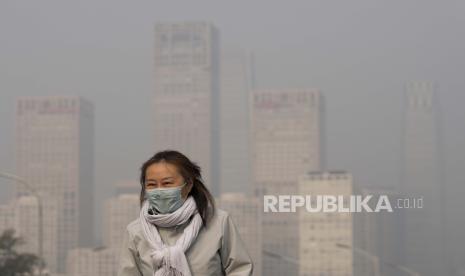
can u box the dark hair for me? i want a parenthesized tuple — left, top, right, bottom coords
(139, 150, 215, 226)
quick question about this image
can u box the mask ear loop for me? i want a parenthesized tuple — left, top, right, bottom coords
(182, 181, 191, 201)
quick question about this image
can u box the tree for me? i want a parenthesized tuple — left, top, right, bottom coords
(0, 228, 42, 276)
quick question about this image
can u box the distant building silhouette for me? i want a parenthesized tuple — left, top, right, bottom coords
(16, 96, 94, 272)
(217, 193, 262, 276)
(153, 22, 220, 196)
(251, 89, 324, 276)
(103, 193, 139, 249)
(298, 171, 353, 276)
(66, 247, 118, 276)
(354, 187, 404, 276)
(400, 81, 446, 276)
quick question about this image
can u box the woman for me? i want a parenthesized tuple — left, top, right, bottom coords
(118, 150, 254, 276)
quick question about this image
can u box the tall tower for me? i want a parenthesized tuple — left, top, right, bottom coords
(298, 172, 353, 276)
(103, 193, 139, 249)
(354, 187, 405, 276)
(13, 195, 59, 272)
(0, 201, 15, 236)
(251, 89, 324, 275)
(16, 96, 94, 272)
(67, 247, 118, 276)
(401, 81, 446, 276)
(153, 22, 220, 196)
(217, 193, 262, 276)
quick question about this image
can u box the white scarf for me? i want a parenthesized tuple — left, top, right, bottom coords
(139, 196, 203, 276)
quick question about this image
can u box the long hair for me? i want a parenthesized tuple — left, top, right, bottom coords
(139, 150, 215, 226)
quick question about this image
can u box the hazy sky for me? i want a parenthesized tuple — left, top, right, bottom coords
(1, 0, 464, 250)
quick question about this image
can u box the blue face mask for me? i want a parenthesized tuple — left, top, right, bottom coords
(146, 182, 187, 214)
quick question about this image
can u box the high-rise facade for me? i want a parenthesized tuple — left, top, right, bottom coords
(401, 81, 446, 276)
(0, 201, 14, 235)
(67, 182, 138, 276)
(217, 193, 262, 276)
(354, 188, 404, 276)
(153, 22, 220, 196)
(298, 172, 353, 276)
(251, 89, 324, 275)
(14, 195, 59, 272)
(0, 196, 59, 272)
(66, 247, 119, 276)
(103, 193, 139, 249)
(16, 96, 94, 272)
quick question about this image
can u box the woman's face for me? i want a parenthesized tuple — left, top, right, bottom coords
(144, 161, 192, 199)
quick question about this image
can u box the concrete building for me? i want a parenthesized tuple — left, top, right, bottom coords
(103, 193, 139, 249)
(401, 81, 446, 276)
(14, 195, 59, 272)
(354, 188, 404, 276)
(0, 201, 14, 235)
(298, 171, 353, 276)
(217, 193, 262, 276)
(66, 247, 119, 276)
(153, 22, 220, 196)
(251, 89, 324, 276)
(16, 96, 95, 272)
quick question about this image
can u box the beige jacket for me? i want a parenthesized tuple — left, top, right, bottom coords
(117, 208, 253, 276)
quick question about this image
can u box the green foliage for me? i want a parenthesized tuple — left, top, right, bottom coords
(0, 228, 42, 276)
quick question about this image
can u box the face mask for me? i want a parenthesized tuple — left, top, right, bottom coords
(146, 182, 187, 214)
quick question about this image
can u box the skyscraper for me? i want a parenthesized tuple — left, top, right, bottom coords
(14, 195, 59, 272)
(298, 171, 353, 276)
(66, 247, 119, 276)
(354, 187, 404, 276)
(401, 81, 446, 276)
(251, 89, 324, 276)
(153, 22, 220, 196)
(103, 193, 139, 249)
(217, 193, 262, 276)
(67, 181, 138, 276)
(0, 196, 60, 272)
(16, 96, 94, 272)
(0, 201, 14, 235)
